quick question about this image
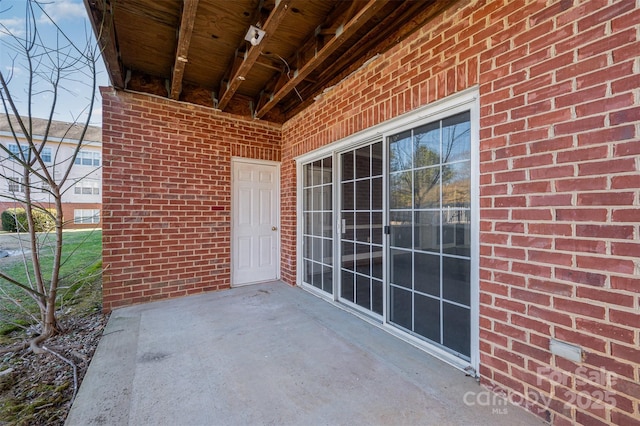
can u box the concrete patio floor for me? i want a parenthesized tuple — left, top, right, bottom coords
(66, 281, 543, 425)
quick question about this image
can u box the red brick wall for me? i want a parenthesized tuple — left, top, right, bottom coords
(101, 88, 281, 310)
(281, 0, 639, 424)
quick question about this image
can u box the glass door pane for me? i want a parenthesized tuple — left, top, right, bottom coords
(388, 111, 472, 359)
(302, 157, 333, 294)
(340, 141, 383, 315)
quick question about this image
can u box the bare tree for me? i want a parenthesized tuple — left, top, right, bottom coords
(0, 0, 100, 352)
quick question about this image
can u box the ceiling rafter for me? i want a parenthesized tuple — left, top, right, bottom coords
(282, 0, 452, 118)
(217, 0, 292, 111)
(254, 0, 391, 119)
(314, 0, 448, 92)
(292, 1, 352, 69)
(83, 0, 125, 88)
(254, 55, 285, 73)
(316, 1, 357, 36)
(86, 0, 456, 123)
(169, 0, 200, 100)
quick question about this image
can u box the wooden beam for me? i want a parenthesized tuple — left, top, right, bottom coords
(283, 0, 452, 119)
(83, 0, 125, 88)
(255, 0, 390, 119)
(170, 0, 199, 100)
(315, 0, 448, 85)
(217, 0, 292, 111)
(254, 56, 285, 73)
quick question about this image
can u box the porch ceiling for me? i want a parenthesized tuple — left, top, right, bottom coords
(85, 0, 456, 123)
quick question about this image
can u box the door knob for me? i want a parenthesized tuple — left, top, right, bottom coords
(272, 226, 278, 231)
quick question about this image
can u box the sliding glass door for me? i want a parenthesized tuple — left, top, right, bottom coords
(299, 98, 476, 366)
(301, 157, 333, 294)
(339, 141, 384, 316)
(388, 112, 472, 359)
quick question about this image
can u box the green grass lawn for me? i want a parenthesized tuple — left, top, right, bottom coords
(0, 229, 102, 335)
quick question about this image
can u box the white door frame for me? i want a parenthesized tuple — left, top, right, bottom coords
(231, 157, 281, 286)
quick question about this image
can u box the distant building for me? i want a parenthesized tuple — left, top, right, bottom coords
(0, 115, 101, 229)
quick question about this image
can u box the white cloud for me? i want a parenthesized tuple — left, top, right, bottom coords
(4, 65, 23, 76)
(38, 0, 87, 25)
(0, 17, 25, 38)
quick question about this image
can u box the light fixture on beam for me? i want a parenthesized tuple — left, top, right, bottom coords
(245, 25, 266, 46)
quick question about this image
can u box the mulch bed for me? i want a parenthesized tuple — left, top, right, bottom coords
(0, 312, 108, 425)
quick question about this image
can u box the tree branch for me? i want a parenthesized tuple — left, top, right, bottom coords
(0, 270, 44, 298)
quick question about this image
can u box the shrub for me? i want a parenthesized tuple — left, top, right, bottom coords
(1, 208, 27, 232)
(32, 208, 57, 232)
(1, 208, 57, 232)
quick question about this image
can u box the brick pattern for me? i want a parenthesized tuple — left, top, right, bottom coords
(281, 0, 639, 424)
(478, 1, 639, 424)
(101, 89, 281, 310)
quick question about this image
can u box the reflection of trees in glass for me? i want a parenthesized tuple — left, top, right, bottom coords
(389, 131, 412, 173)
(390, 123, 470, 209)
(442, 162, 471, 208)
(389, 172, 411, 209)
(441, 118, 471, 209)
(442, 113, 471, 163)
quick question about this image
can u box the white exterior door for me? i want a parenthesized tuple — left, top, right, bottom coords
(232, 159, 280, 286)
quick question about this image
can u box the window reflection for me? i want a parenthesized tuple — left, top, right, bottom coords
(442, 209, 470, 257)
(442, 161, 470, 209)
(389, 130, 412, 172)
(414, 122, 440, 167)
(414, 167, 440, 209)
(389, 172, 412, 209)
(388, 111, 472, 359)
(442, 112, 470, 163)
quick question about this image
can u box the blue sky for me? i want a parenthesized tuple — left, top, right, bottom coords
(0, 0, 109, 126)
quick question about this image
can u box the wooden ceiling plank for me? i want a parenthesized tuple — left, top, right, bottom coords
(170, 0, 200, 100)
(217, 0, 293, 111)
(255, 0, 390, 118)
(83, 0, 125, 88)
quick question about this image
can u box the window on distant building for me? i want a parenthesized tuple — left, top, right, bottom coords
(74, 150, 100, 166)
(7, 177, 24, 193)
(74, 180, 100, 195)
(74, 209, 100, 224)
(41, 147, 52, 163)
(7, 144, 51, 163)
(8, 144, 29, 161)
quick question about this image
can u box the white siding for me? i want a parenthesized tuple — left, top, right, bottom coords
(0, 132, 101, 205)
